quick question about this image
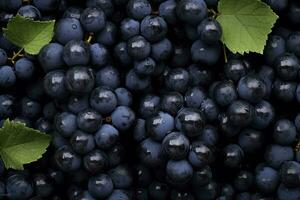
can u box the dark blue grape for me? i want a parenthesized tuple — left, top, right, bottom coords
(264, 144, 294, 169)
(273, 79, 296, 102)
(273, 119, 297, 145)
(237, 74, 267, 103)
(76, 191, 96, 200)
(18, 5, 41, 20)
(21, 97, 41, 119)
(162, 131, 190, 160)
(176, 0, 207, 24)
(191, 39, 221, 66)
(175, 108, 205, 137)
(77, 109, 102, 133)
(222, 144, 244, 168)
(263, 35, 286, 65)
(114, 42, 132, 66)
(166, 160, 193, 184)
(90, 43, 109, 68)
(185, 87, 206, 109)
(219, 112, 241, 138)
(265, 0, 288, 12)
(55, 112, 77, 137)
(234, 171, 254, 192)
(127, 35, 151, 60)
(287, 2, 300, 25)
(80, 7, 106, 32)
(35, 117, 52, 133)
(54, 18, 84, 45)
(55, 145, 81, 171)
(280, 161, 300, 188)
(287, 32, 300, 57)
(88, 174, 113, 199)
(148, 181, 169, 200)
(52, 132, 69, 149)
(255, 165, 279, 194)
(125, 69, 150, 91)
(165, 68, 189, 92)
(277, 184, 300, 200)
(107, 190, 131, 200)
(0, 65, 16, 87)
(220, 184, 234, 200)
(121, 18, 140, 40)
(171, 45, 191, 68)
(161, 92, 184, 116)
(199, 125, 219, 146)
(194, 181, 218, 200)
(214, 81, 237, 106)
(188, 64, 212, 86)
(159, 0, 177, 24)
(6, 174, 33, 200)
(139, 138, 164, 167)
(38, 43, 64, 72)
(238, 129, 263, 154)
(68, 95, 89, 114)
(275, 53, 300, 81)
(140, 15, 167, 42)
(111, 106, 136, 131)
(126, 0, 151, 20)
(95, 124, 119, 149)
(95, 65, 120, 89)
(107, 144, 125, 167)
(14, 58, 35, 80)
(63, 40, 90, 66)
(109, 165, 133, 189)
(90, 86, 117, 114)
(252, 100, 275, 129)
(224, 59, 248, 82)
(200, 98, 219, 121)
(96, 22, 117, 46)
(197, 17, 221, 44)
(134, 57, 156, 77)
(0, 94, 14, 118)
(0, 0, 22, 11)
(83, 149, 108, 174)
(139, 94, 160, 118)
(227, 100, 254, 127)
(33, 0, 59, 12)
(63, 7, 82, 19)
(70, 130, 95, 154)
(188, 141, 214, 168)
(86, 0, 114, 17)
(44, 70, 69, 99)
(33, 174, 53, 197)
(146, 112, 174, 141)
(115, 87, 133, 106)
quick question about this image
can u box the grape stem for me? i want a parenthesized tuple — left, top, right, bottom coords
(222, 44, 228, 63)
(85, 33, 94, 44)
(208, 9, 218, 18)
(295, 138, 300, 151)
(22, 0, 31, 3)
(8, 48, 24, 64)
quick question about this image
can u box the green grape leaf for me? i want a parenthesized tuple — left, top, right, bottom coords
(0, 120, 51, 170)
(3, 15, 55, 55)
(217, 0, 278, 54)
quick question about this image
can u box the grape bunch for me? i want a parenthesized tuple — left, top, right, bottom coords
(0, 0, 299, 199)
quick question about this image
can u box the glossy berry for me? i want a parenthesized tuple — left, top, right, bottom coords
(162, 131, 190, 160)
(77, 109, 102, 133)
(146, 112, 174, 141)
(197, 17, 222, 44)
(80, 7, 106, 32)
(55, 146, 81, 172)
(88, 174, 113, 199)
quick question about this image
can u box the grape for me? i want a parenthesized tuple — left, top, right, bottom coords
(86, 0, 114, 17)
(159, 0, 177, 24)
(55, 145, 81, 171)
(70, 130, 96, 154)
(0, 94, 15, 118)
(63, 7, 82, 19)
(140, 15, 167, 42)
(162, 132, 190, 160)
(18, 5, 41, 20)
(88, 174, 114, 199)
(80, 7, 106, 32)
(14, 58, 35, 80)
(126, 0, 151, 20)
(54, 18, 84, 45)
(120, 18, 140, 40)
(96, 22, 117, 46)
(90, 43, 109, 68)
(95, 65, 120, 89)
(54, 112, 77, 137)
(166, 160, 193, 183)
(33, 0, 59, 12)
(197, 17, 222, 44)
(151, 38, 172, 61)
(176, 0, 208, 24)
(111, 106, 136, 131)
(95, 124, 119, 149)
(33, 174, 53, 197)
(191, 39, 221, 66)
(0, 65, 16, 88)
(109, 165, 133, 189)
(6, 174, 34, 200)
(77, 109, 102, 133)
(90, 87, 117, 114)
(38, 43, 65, 72)
(44, 70, 69, 99)
(63, 40, 90, 66)
(83, 150, 108, 174)
(115, 87, 133, 106)
(127, 35, 151, 60)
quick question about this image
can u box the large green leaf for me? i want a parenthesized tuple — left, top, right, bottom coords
(3, 15, 55, 54)
(0, 120, 51, 170)
(217, 0, 278, 54)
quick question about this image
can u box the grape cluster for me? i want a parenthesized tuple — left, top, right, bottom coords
(0, 0, 300, 199)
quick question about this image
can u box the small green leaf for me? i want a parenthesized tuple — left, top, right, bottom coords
(3, 15, 55, 54)
(0, 120, 51, 170)
(217, 0, 278, 54)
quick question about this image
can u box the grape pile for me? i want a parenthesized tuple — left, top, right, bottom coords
(0, 0, 300, 199)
